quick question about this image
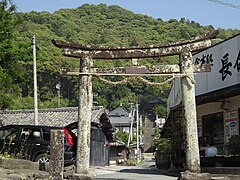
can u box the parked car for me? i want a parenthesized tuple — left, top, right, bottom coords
(0, 125, 76, 170)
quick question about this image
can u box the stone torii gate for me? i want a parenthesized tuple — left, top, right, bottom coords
(52, 30, 218, 177)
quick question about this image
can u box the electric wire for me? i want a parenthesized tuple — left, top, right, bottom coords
(208, 0, 240, 9)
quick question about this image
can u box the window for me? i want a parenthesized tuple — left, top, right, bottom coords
(0, 128, 19, 142)
(203, 112, 224, 145)
(43, 129, 50, 141)
(21, 128, 41, 141)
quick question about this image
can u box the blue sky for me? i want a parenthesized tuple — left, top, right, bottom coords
(13, 0, 240, 29)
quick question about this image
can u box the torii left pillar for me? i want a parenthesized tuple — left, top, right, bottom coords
(75, 56, 94, 179)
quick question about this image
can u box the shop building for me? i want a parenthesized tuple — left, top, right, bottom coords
(163, 34, 240, 165)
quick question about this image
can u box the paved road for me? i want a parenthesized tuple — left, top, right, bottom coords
(95, 157, 178, 180)
(95, 166, 178, 180)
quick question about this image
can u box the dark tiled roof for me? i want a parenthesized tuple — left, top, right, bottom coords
(108, 106, 132, 127)
(0, 106, 111, 128)
(0, 106, 116, 142)
(109, 116, 132, 126)
(109, 106, 130, 117)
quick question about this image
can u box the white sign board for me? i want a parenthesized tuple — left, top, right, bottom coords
(224, 110, 239, 143)
(194, 35, 240, 95)
(167, 34, 240, 113)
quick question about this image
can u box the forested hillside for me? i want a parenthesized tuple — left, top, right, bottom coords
(1, 1, 239, 115)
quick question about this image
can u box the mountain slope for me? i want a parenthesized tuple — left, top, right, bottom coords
(1, 3, 240, 110)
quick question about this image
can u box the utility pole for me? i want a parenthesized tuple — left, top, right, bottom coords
(128, 107, 135, 147)
(140, 115, 143, 143)
(32, 35, 38, 125)
(139, 115, 143, 158)
(136, 103, 139, 163)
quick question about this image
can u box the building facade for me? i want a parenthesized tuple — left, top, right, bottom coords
(109, 106, 134, 133)
(164, 34, 240, 161)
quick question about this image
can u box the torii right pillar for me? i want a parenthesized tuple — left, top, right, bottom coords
(180, 47, 211, 180)
(180, 46, 201, 173)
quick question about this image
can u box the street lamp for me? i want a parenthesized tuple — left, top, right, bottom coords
(56, 83, 61, 108)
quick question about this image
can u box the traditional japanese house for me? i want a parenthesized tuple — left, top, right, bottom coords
(107, 140, 127, 165)
(0, 106, 115, 166)
(108, 106, 134, 133)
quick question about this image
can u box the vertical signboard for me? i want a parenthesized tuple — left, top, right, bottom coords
(224, 110, 239, 143)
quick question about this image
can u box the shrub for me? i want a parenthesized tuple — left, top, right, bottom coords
(229, 135, 240, 147)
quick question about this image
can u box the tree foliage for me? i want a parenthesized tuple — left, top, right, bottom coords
(0, 0, 21, 109)
(0, 3, 239, 112)
(116, 131, 129, 145)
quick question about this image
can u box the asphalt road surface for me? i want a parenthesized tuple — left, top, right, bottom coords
(95, 166, 178, 180)
(95, 157, 178, 180)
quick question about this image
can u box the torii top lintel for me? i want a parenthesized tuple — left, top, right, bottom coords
(52, 30, 219, 59)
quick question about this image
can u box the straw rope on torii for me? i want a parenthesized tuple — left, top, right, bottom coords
(97, 75, 176, 86)
(52, 30, 219, 177)
(59, 61, 210, 86)
(97, 74, 197, 86)
(60, 63, 207, 86)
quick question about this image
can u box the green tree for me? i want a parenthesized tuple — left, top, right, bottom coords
(116, 131, 129, 145)
(116, 130, 137, 145)
(0, 0, 20, 68)
(0, 67, 14, 109)
(0, 0, 22, 109)
(0, 3, 239, 110)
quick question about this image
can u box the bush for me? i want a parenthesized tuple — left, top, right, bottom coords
(228, 135, 240, 154)
(154, 138, 172, 155)
(125, 159, 137, 166)
(229, 135, 240, 146)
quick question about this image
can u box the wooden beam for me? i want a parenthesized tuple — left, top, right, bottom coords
(60, 64, 211, 76)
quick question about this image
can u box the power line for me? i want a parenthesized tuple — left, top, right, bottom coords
(208, 0, 240, 9)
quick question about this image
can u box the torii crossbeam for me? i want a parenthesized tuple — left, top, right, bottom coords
(52, 30, 218, 59)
